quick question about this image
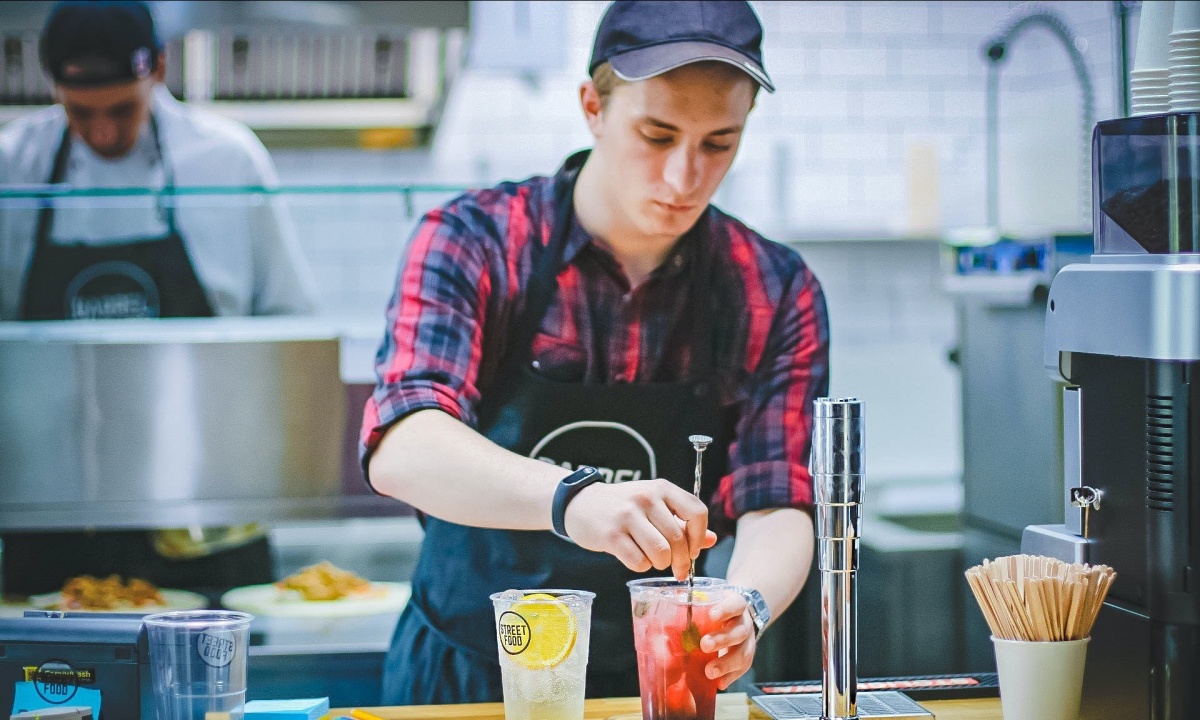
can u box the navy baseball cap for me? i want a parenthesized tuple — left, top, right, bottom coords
(40, 1, 161, 88)
(589, 0, 774, 93)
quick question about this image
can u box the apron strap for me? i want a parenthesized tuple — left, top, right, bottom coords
(505, 153, 581, 370)
(654, 216, 716, 380)
(33, 126, 75, 252)
(35, 113, 179, 249)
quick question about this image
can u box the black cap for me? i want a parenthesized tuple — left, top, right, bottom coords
(40, 1, 161, 88)
(589, 0, 774, 93)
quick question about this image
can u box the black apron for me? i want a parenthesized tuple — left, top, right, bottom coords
(19, 117, 213, 320)
(2, 118, 272, 597)
(382, 152, 731, 704)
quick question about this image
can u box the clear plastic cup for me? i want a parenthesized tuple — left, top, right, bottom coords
(628, 577, 731, 720)
(144, 610, 253, 720)
(490, 589, 594, 720)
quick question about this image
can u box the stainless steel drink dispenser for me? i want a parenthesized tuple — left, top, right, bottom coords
(752, 398, 931, 720)
(812, 397, 865, 720)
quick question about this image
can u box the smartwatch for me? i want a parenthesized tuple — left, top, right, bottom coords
(740, 587, 771, 639)
(551, 465, 604, 541)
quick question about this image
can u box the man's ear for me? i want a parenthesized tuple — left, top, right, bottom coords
(579, 80, 604, 137)
(153, 53, 167, 83)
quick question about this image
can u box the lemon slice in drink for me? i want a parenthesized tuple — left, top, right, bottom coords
(509, 593, 577, 670)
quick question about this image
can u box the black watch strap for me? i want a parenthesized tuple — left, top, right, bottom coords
(551, 465, 603, 541)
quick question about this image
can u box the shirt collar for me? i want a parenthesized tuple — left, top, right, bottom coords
(549, 149, 592, 266)
(551, 149, 712, 276)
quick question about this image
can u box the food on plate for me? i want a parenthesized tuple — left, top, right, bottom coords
(55, 574, 166, 610)
(275, 561, 376, 601)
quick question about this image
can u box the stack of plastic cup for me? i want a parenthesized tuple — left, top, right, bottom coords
(1169, 0, 1200, 111)
(1132, 1, 1174, 115)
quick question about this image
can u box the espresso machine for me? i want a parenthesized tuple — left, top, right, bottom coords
(1023, 111, 1200, 719)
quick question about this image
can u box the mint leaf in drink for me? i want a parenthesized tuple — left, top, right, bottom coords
(681, 621, 701, 653)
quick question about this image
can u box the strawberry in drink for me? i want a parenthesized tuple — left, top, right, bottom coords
(628, 578, 730, 720)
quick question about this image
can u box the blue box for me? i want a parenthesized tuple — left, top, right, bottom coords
(243, 698, 330, 720)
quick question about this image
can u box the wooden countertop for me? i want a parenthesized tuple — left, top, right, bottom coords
(334, 692, 1002, 719)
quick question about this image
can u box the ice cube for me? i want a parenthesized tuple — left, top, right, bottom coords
(649, 633, 684, 682)
(517, 667, 557, 703)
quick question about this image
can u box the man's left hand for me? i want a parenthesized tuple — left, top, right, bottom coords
(700, 590, 756, 690)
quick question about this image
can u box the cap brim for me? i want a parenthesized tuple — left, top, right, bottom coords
(609, 41, 775, 93)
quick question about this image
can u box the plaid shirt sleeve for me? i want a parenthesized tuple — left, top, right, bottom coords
(359, 203, 497, 476)
(714, 249, 831, 526)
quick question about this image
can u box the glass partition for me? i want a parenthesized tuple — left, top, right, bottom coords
(0, 183, 469, 318)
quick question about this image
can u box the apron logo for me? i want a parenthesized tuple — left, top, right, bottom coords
(64, 260, 160, 319)
(529, 421, 657, 483)
(196, 629, 236, 668)
(497, 611, 531, 655)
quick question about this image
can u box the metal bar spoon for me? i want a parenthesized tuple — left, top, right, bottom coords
(682, 434, 712, 652)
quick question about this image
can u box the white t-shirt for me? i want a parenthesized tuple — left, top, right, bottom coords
(0, 85, 317, 319)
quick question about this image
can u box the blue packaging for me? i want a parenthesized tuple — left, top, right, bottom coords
(243, 698, 330, 720)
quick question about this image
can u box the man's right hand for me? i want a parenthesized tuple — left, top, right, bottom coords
(563, 479, 717, 580)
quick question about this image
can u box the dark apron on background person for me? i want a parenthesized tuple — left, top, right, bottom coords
(19, 117, 212, 320)
(1, 117, 273, 596)
(382, 152, 733, 704)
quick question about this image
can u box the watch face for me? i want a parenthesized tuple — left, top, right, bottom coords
(569, 466, 598, 484)
(742, 589, 770, 627)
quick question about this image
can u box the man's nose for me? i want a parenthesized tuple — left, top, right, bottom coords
(662, 146, 700, 197)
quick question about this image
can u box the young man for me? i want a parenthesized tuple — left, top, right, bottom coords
(0, 1, 316, 595)
(363, 0, 829, 703)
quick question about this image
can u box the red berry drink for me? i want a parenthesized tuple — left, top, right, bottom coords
(628, 578, 729, 720)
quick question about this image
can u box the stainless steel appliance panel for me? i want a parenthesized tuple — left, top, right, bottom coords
(0, 320, 345, 529)
(959, 298, 1064, 538)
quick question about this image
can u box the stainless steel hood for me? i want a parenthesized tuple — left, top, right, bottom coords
(0, 1, 469, 148)
(0, 318, 399, 530)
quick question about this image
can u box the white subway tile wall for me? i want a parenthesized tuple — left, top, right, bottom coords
(270, 1, 1118, 483)
(274, 0, 1115, 317)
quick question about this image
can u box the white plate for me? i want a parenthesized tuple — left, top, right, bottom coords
(221, 581, 411, 618)
(0, 588, 208, 616)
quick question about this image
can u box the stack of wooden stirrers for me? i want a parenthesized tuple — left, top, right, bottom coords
(965, 554, 1116, 642)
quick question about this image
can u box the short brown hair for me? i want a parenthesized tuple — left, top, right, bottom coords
(590, 62, 627, 109)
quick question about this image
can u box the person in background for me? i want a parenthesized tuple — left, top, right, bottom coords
(362, 0, 829, 704)
(0, 0, 317, 596)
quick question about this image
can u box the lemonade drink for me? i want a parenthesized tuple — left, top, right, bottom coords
(628, 578, 730, 720)
(491, 589, 594, 720)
